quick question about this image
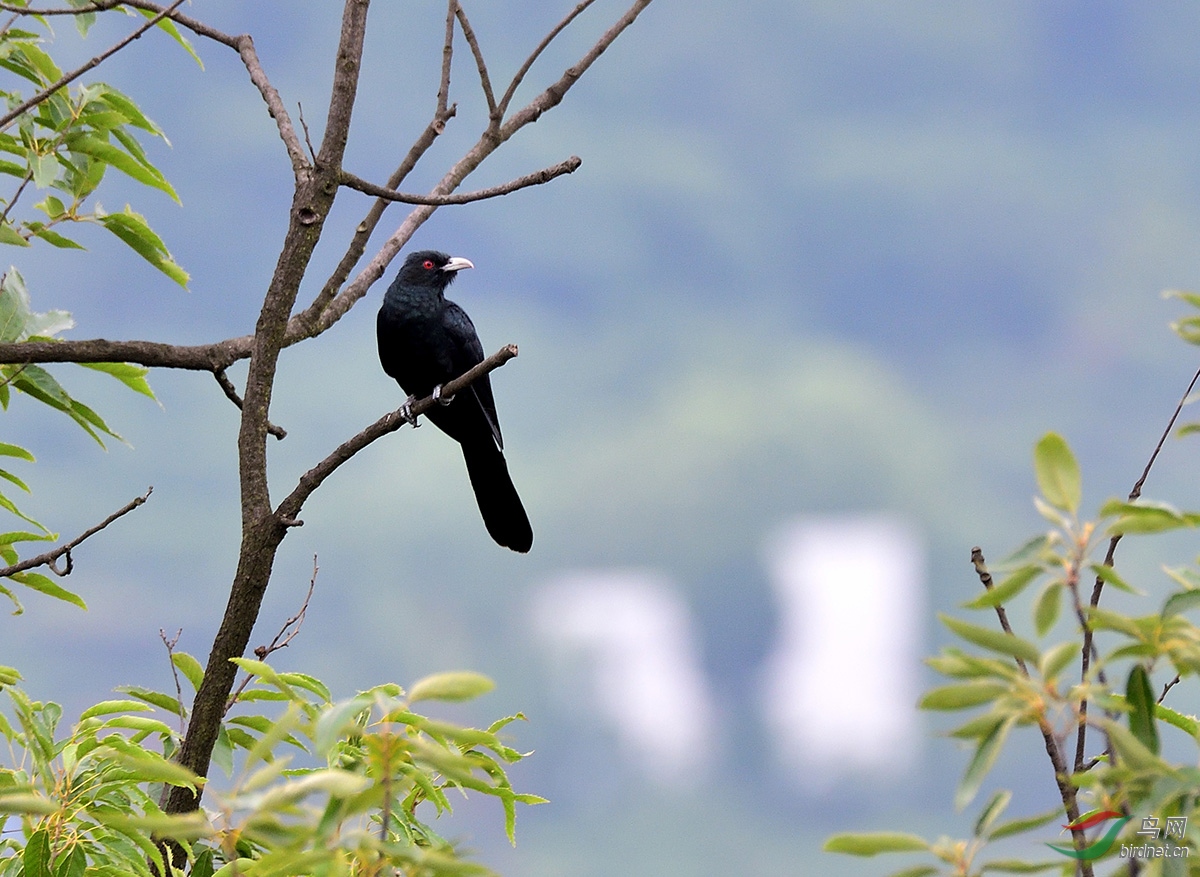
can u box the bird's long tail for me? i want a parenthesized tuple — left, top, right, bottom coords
(461, 440, 533, 553)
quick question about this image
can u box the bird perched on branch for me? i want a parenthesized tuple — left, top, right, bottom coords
(377, 250, 533, 553)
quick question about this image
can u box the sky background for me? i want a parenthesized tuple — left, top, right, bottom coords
(7, 2, 1200, 875)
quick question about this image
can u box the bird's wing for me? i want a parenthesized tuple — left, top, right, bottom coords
(443, 300, 504, 449)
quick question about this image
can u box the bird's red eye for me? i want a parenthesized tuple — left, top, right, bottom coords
(422, 260, 435, 270)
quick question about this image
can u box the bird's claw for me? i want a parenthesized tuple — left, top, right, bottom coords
(400, 395, 421, 427)
(432, 384, 455, 406)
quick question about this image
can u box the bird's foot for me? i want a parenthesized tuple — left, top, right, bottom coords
(400, 395, 421, 427)
(432, 384, 456, 406)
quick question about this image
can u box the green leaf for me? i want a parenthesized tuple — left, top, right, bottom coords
(17, 43, 62, 84)
(974, 788, 1012, 838)
(65, 133, 178, 202)
(978, 860, 1062, 873)
(1033, 432, 1081, 514)
(0, 223, 29, 247)
(1037, 641, 1078, 682)
(940, 615, 1040, 664)
(79, 699, 153, 720)
(191, 849, 215, 877)
(10, 571, 86, 610)
(23, 829, 52, 877)
(96, 87, 166, 135)
(0, 442, 34, 462)
(409, 671, 496, 703)
(80, 361, 155, 400)
(955, 715, 1016, 810)
(1126, 664, 1160, 755)
(1151, 700, 1199, 737)
(1101, 719, 1163, 771)
(172, 651, 204, 691)
(963, 565, 1042, 609)
(30, 153, 58, 189)
(96, 206, 188, 286)
(93, 745, 200, 789)
(919, 682, 1008, 711)
(988, 805, 1066, 840)
(1101, 499, 1200, 535)
(115, 685, 182, 714)
(0, 792, 57, 815)
(135, 9, 203, 68)
(53, 846, 85, 877)
(30, 226, 83, 249)
(1088, 563, 1141, 595)
(884, 868, 939, 877)
(1162, 589, 1200, 619)
(823, 832, 930, 856)
(1033, 582, 1062, 637)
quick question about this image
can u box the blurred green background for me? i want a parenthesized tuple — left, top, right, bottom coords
(7, 2, 1200, 874)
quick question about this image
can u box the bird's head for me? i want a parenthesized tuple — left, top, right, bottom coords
(397, 250, 474, 289)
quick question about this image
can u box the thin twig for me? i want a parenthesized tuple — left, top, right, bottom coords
(0, 1, 119, 13)
(225, 556, 318, 713)
(0, 487, 151, 579)
(497, 0, 597, 117)
(0, 0, 187, 133)
(338, 156, 580, 205)
(0, 169, 34, 226)
(437, 0, 455, 116)
(213, 369, 287, 440)
(971, 547, 1090, 871)
(1158, 674, 1181, 705)
(453, 3, 497, 120)
(159, 627, 186, 737)
(297, 102, 316, 164)
(1076, 362, 1200, 773)
(296, 8, 459, 330)
(108, 0, 309, 173)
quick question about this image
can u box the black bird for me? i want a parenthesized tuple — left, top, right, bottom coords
(377, 250, 533, 553)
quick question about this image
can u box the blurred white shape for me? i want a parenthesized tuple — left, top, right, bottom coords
(532, 571, 715, 784)
(761, 516, 923, 783)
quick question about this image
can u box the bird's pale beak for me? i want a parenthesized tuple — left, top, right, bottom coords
(442, 256, 474, 273)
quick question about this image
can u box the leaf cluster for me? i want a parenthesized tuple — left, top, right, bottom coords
(0, 13, 190, 284)
(827, 431, 1200, 875)
(0, 659, 543, 877)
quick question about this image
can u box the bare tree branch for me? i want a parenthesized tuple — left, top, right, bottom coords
(109, 0, 239, 47)
(0, 487, 151, 580)
(0, 0, 653, 370)
(0, 2, 119, 14)
(0, 336, 248, 369)
(338, 156, 580, 205)
(498, 0, 596, 117)
(438, 0, 456, 116)
(501, 0, 652, 139)
(306, 0, 654, 339)
(0, 0, 187, 133)
(295, 9, 459, 332)
(275, 344, 517, 524)
(213, 369, 287, 440)
(316, 0, 369, 169)
(163, 0, 375, 820)
(453, 3, 497, 120)
(109, 0, 309, 174)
